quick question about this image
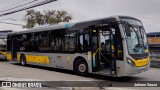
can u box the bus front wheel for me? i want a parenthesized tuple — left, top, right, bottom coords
(74, 59, 88, 76)
(20, 55, 26, 66)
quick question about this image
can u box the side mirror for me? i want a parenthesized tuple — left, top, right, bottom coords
(125, 26, 131, 37)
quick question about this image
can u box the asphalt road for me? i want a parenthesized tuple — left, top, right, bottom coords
(0, 60, 160, 90)
(0, 60, 93, 81)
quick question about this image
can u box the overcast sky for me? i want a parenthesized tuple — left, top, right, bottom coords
(0, 0, 160, 33)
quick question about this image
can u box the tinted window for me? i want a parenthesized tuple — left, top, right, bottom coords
(38, 32, 50, 52)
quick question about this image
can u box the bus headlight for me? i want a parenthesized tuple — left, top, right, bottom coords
(127, 58, 134, 67)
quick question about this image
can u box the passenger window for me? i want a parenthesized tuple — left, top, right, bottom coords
(64, 33, 76, 51)
(50, 31, 64, 52)
(78, 33, 90, 52)
(38, 32, 50, 52)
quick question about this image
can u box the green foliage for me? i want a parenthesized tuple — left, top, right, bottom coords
(23, 9, 72, 29)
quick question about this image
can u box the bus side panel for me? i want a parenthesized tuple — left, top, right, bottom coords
(17, 54, 21, 61)
(7, 52, 12, 60)
(17, 52, 92, 73)
(116, 60, 125, 77)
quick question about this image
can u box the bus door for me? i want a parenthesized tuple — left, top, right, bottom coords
(91, 29, 100, 72)
(99, 27, 116, 75)
(11, 38, 18, 60)
(91, 26, 117, 75)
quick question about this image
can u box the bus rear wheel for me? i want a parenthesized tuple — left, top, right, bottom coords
(20, 55, 26, 66)
(74, 59, 88, 76)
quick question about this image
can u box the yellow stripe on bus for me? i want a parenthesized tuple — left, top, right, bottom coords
(7, 54, 12, 60)
(7, 53, 50, 64)
(25, 55, 50, 64)
(133, 57, 149, 67)
(17, 54, 21, 61)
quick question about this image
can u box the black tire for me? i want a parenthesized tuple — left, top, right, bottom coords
(20, 55, 26, 66)
(74, 59, 88, 76)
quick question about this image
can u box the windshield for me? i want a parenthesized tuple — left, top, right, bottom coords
(124, 25, 148, 54)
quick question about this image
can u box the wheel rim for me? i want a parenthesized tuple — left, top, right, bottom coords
(21, 58, 25, 65)
(79, 64, 86, 72)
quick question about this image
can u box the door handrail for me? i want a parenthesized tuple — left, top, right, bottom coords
(93, 48, 99, 56)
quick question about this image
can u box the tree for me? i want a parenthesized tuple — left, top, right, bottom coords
(23, 9, 72, 29)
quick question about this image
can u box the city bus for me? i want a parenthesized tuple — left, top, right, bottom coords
(0, 30, 12, 60)
(0, 42, 7, 60)
(147, 32, 160, 60)
(147, 32, 160, 48)
(7, 16, 150, 77)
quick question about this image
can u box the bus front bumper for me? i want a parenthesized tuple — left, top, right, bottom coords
(123, 63, 150, 76)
